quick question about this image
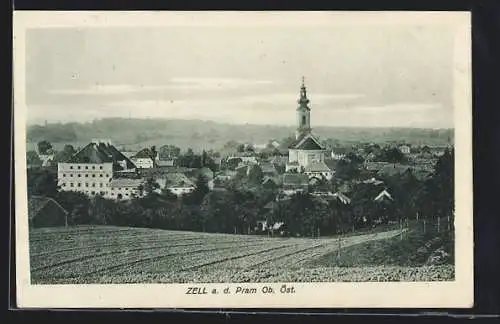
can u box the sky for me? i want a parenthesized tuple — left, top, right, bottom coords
(25, 24, 455, 128)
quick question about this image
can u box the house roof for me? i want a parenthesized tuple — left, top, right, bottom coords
(304, 161, 331, 173)
(68, 141, 136, 170)
(282, 173, 309, 186)
(377, 164, 412, 177)
(288, 133, 325, 150)
(324, 159, 339, 170)
(259, 162, 278, 174)
(333, 191, 352, 205)
(165, 172, 195, 188)
(365, 162, 389, 171)
(374, 189, 394, 202)
(109, 178, 144, 188)
(28, 196, 68, 220)
(133, 148, 156, 159)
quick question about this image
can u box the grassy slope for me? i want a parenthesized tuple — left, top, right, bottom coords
(306, 226, 454, 268)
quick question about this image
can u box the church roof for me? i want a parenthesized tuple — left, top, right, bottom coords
(288, 133, 325, 150)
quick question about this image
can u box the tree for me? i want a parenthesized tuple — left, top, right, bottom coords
(138, 177, 160, 197)
(236, 144, 245, 153)
(27, 168, 59, 198)
(37, 140, 53, 155)
(248, 165, 264, 186)
(185, 174, 210, 205)
(54, 144, 76, 163)
(56, 191, 90, 225)
(26, 151, 42, 168)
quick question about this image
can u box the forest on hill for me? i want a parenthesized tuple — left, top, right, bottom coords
(27, 118, 454, 152)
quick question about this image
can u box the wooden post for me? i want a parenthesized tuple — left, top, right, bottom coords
(337, 235, 341, 260)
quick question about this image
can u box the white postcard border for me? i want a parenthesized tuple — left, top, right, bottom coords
(13, 11, 473, 309)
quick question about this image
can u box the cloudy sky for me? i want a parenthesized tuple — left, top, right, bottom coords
(25, 24, 454, 128)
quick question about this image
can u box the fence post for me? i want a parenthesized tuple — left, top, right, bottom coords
(337, 235, 341, 260)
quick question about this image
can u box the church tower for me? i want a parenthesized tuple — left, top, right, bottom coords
(295, 77, 311, 140)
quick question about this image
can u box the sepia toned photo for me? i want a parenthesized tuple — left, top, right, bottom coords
(13, 11, 473, 308)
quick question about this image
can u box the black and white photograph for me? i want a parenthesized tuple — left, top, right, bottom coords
(14, 11, 473, 308)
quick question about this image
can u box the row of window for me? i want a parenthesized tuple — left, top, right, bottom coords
(61, 174, 110, 178)
(62, 182, 105, 188)
(69, 165, 105, 170)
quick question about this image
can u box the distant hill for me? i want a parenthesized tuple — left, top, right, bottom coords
(26, 118, 454, 153)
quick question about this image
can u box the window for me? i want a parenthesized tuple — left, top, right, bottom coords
(106, 174, 109, 177)
(85, 166, 88, 169)
(92, 166, 95, 170)
(63, 174, 66, 177)
(100, 191, 105, 195)
(302, 115, 306, 126)
(85, 174, 89, 177)
(62, 183, 66, 187)
(70, 183, 74, 187)
(70, 174, 73, 177)
(92, 183, 96, 187)
(100, 166, 103, 170)
(70, 166, 73, 169)
(100, 183, 103, 187)
(100, 174, 103, 177)
(78, 174, 81, 177)
(91, 191, 95, 195)
(125, 188, 129, 190)
(86, 183, 89, 187)
(77, 183, 81, 187)
(92, 174, 96, 178)
(78, 166, 81, 169)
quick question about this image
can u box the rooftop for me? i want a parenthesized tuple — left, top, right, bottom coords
(28, 196, 68, 220)
(282, 173, 309, 186)
(109, 178, 145, 188)
(67, 141, 136, 170)
(304, 161, 331, 173)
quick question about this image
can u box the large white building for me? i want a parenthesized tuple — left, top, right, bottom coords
(285, 78, 334, 181)
(57, 139, 138, 198)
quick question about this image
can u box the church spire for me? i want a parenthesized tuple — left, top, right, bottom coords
(298, 76, 310, 108)
(295, 77, 311, 140)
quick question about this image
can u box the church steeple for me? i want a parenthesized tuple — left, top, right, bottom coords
(295, 77, 311, 140)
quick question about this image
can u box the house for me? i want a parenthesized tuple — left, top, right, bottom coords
(106, 178, 144, 200)
(215, 170, 237, 181)
(332, 191, 352, 205)
(364, 162, 389, 172)
(57, 139, 136, 197)
(399, 145, 411, 154)
(39, 154, 55, 167)
(377, 164, 412, 178)
(282, 173, 309, 195)
(131, 148, 159, 169)
(28, 195, 68, 228)
(303, 161, 334, 180)
(374, 189, 394, 203)
(262, 176, 280, 189)
(259, 162, 279, 176)
(164, 172, 196, 197)
(330, 147, 348, 160)
(157, 159, 176, 167)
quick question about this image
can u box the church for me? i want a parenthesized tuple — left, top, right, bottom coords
(285, 78, 334, 181)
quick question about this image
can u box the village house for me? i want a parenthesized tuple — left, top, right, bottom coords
(28, 195, 68, 228)
(281, 173, 309, 195)
(399, 144, 411, 155)
(130, 147, 159, 169)
(164, 172, 196, 197)
(57, 139, 137, 197)
(106, 178, 144, 200)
